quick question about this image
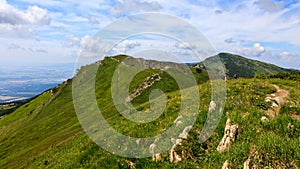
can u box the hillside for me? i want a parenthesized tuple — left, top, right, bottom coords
(0, 55, 299, 168)
(199, 53, 294, 78)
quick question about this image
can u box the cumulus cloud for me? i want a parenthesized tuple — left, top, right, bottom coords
(253, 43, 266, 55)
(0, 0, 50, 25)
(237, 43, 266, 57)
(0, 0, 51, 37)
(110, 0, 162, 17)
(64, 35, 106, 57)
(78, 35, 103, 57)
(0, 0, 50, 37)
(112, 40, 141, 54)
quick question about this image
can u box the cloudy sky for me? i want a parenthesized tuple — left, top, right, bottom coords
(0, 0, 300, 69)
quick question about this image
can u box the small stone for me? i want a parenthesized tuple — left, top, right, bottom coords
(261, 116, 269, 123)
(208, 101, 216, 113)
(272, 102, 279, 108)
(287, 123, 294, 130)
(222, 160, 230, 169)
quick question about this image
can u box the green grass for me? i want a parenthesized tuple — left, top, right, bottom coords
(0, 56, 299, 168)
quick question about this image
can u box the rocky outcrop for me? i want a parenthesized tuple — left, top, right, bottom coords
(170, 138, 183, 163)
(170, 125, 193, 163)
(217, 119, 238, 153)
(265, 84, 289, 118)
(50, 89, 56, 97)
(126, 74, 161, 102)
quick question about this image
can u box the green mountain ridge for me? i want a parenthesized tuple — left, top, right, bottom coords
(0, 54, 299, 168)
(199, 53, 295, 78)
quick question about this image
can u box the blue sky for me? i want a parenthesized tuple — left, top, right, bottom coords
(0, 0, 300, 69)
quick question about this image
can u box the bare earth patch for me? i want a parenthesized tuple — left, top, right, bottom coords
(265, 84, 289, 118)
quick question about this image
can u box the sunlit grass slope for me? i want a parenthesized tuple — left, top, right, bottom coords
(0, 55, 299, 168)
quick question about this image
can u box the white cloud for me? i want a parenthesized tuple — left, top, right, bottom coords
(253, 43, 266, 55)
(110, 0, 162, 17)
(78, 35, 101, 57)
(0, 0, 50, 25)
(280, 51, 299, 57)
(236, 43, 266, 57)
(0, 24, 35, 37)
(0, 0, 50, 37)
(65, 34, 80, 47)
(112, 40, 141, 54)
(1, 0, 300, 68)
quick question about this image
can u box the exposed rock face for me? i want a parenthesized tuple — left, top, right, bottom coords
(217, 119, 239, 153)
(222, 160, 230, 169)
(126, 74, 161, 102)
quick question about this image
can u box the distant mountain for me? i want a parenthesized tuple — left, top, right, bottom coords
(199, 53, 295, 78)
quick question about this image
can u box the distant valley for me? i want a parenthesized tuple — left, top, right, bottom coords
(0, 64, 74, 103)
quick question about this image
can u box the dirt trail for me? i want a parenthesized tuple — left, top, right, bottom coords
(265, 84, 289, 118)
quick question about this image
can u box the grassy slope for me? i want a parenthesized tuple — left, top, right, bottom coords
(0, 56, 299, 168)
